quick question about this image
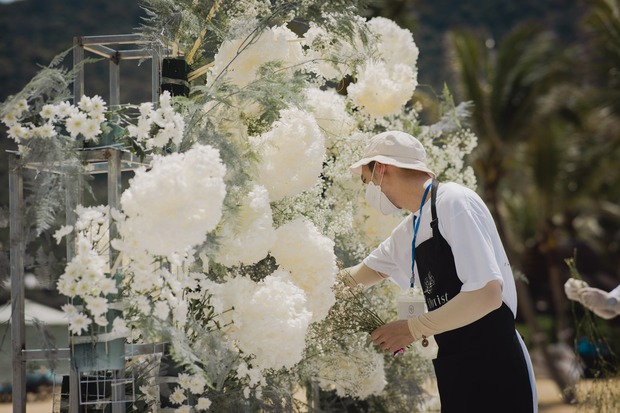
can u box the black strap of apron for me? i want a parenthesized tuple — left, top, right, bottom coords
(430, 179, 440, 239)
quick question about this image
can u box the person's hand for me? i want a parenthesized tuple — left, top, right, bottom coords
(579, 287, 618, 319)
(370, 319, 415, 353)
(564, 278, 588, 302)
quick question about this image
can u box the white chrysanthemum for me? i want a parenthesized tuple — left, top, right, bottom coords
(127, 92, 184, 149)
(270, 218, 337, 322)
(140, 385, 158, 403)
(15, 99, 28, 116)
(348, 61, 416, 118)
(65, 112, 89, 138)
(305, 88, 356, 146)
(169, 387, 186, 405)
(111, 317, 130, 337)
(119, 144, 226, 257)
(34, 122, 57, 139)
(68, 313, 91, 336)
(53, 225, 74, 245)
(253, 108, 325, 201)
(188, 374, 206, 395)
(367, 17, 419, 72)
(215, 183, 276, 266)
(61, 303, 79, 320)
(1, 110, 19, 127)
(81, 118, 103, 142)
(208, 25, 303, 88)
(57, 233, 109, 299)
(196, 397, 212, 411)
(39, 104, 58, 120)
(56, 101, 75, 119)
(85, 296, 108, 317)
(207, 272, 311, 371)
(7, 123, 32, 141)
(88, 95, 107, 117)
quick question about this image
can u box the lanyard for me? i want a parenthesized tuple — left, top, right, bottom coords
(410, 182, 432, 289)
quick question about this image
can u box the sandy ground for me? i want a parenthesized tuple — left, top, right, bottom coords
(0, 377, 581, 413)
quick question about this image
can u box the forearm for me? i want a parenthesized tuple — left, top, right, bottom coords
(407, 280, 503, 339)
(342, 262, 387, 289)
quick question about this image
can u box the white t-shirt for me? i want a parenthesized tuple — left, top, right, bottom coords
(364, 182, 519, 317)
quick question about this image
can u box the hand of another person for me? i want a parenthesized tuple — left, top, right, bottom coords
(579, 287, 618, 319)
(564, 278, 588, 302)
(370, 319, 416, 353)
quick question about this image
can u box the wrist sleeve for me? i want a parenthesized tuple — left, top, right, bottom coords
(342, 263, 387, 288)
(407, 280, 503, 339)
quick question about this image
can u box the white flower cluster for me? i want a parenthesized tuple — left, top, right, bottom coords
(214, 183, 276, 267)
(271, 218, 337, 322)
(1, 95, 107, 153)
(348, 60, 416, 119)
(252, 108, 326, 201)
(208, 24, 304, 89)
(311, 338, 387, 399)
(302, 16, 367, 81)
(32, 4, 477, 407)
(421, 126, 478, 188)
(206, 271, 312, 371)
(126, 91, 185, 149)
(305, 87, 356, 147)
(117, 144, 226, 258)
(303, 16, 419, 119)
(167, 373, 212, 412)
(54, 205, 127, 336)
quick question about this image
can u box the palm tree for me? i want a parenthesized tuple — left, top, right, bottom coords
(447, 24, 579, 400)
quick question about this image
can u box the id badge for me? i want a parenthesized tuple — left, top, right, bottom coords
(397, 288, 426, 320)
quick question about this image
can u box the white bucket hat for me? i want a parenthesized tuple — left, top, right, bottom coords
(350, 130, 435, 178)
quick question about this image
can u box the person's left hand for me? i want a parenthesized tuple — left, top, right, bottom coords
(370, 319, 416, 353)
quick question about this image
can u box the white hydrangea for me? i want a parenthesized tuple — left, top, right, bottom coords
(366, 16, 419, 73)
(252, 108, 325, 201)
(206, 271, 311, 371)
(270, 218, 337, 322)
(118, 144, 226, 257)
(348, 60, 416, 118)
(208, 24, 304, 89)
(214, 183, 276, 266)
(305, 87, 356, 147)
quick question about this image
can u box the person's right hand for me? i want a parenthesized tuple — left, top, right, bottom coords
(564, 278, 588, 302)
(579, 287, 618, 319)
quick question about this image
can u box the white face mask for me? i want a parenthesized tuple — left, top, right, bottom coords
(365, 166, 400, 215)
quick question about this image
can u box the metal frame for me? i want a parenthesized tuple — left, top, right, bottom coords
(73, 34, 164, 107)
(10, 34, 170, 413)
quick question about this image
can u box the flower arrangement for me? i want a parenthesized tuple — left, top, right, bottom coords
(1, 0, 479, 411)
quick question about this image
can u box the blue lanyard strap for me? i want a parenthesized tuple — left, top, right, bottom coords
(410, 182, 432, 288)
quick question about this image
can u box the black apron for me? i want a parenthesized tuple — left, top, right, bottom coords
(415, 180, 534, 413)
